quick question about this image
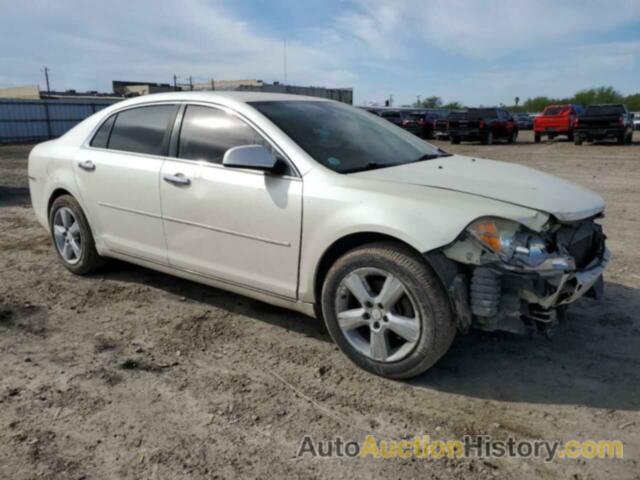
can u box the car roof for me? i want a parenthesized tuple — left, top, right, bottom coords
(106, 91, 334, 112)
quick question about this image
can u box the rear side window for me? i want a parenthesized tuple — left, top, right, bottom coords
(178, 105, 264, 164)
(90, 115, 115, 148)
(108, 105, 176, 155)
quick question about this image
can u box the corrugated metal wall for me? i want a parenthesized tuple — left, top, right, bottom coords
(0, 98, 121, 143)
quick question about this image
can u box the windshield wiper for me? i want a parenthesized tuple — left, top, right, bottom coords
(342, 161, 394, 174)
(411, 151, 453, 163)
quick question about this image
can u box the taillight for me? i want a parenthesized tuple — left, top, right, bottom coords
(479, 120, 486, 129)
(447, 121, 451, 129)
(619, 115, 624, 126)
(574, 118, 579, 128)
(417, 118, 425, 125)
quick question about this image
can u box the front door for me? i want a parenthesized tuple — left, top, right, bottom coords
(160, 104, 302, 299)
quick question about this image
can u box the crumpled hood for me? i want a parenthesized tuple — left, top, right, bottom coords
(352, 155, 605, 222)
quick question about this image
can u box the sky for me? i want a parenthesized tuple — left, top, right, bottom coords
(1, 0, 640, 106)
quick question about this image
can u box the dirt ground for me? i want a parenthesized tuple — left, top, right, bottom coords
(1, 131, 639, 479)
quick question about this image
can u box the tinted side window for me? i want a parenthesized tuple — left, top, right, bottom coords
(178, 105, 264, 164)
(108, 105, 176, 155)
(90, 115, 115, 148)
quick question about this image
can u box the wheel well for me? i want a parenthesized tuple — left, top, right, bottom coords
(47, 188, 72, 216)
(313, 232, 420, 303)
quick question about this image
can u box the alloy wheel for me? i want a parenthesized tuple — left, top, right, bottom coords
(53, 207, 82, 264)
(335, 267, 421, 363)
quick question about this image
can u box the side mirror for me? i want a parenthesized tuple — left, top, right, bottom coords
(222, 145, 277, 171)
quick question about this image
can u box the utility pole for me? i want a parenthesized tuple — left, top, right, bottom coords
(189, 76, 193, 91)
(43, 67, 51, 94)
(210, 78, 215, 91)
(173, 74, 178, 91)
(416, 95, 421, 106)
(283, 40, 288, 85)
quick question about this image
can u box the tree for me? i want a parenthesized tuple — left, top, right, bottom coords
(573, 86, 623, 107)
(443, 101, 464, 110)
(625, 93, 640, 111)
(514, 96, 520, 106)
(414, 96, 443, 108)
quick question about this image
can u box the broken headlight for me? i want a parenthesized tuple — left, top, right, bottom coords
(467, 217, 550, 261)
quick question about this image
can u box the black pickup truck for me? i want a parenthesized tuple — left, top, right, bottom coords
(447, 108, 518, 145)
(574, 104, 634, 145)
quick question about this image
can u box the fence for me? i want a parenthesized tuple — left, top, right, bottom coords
(0, 98, 121, 144)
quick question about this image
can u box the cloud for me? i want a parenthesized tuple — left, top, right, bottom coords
(0, 0, 359, 91)
(339, 0, 640, 60)
(0, 0, 639, 106)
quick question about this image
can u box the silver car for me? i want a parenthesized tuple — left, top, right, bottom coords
(28, 92, 609, 379)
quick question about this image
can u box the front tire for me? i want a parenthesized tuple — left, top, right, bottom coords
(49, 195, 105, 275)
(574, 135, 583, 145)
(450, 136, 461, 144)
(320, 242, 456, 379)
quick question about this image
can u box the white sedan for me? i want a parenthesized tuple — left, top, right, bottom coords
(29, 92, 609, 379)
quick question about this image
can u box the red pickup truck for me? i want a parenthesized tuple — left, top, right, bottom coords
(533, 104, 582, 142)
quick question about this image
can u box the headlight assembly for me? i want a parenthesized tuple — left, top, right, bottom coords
(466, 218, 521, 257)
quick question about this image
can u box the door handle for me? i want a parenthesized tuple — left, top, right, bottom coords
(163, 173, 191, 186)
(78, 160, 96, 171)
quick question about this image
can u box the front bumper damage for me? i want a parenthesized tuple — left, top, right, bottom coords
(434, 218, 609, 335)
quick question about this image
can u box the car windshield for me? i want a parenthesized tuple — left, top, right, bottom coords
(450, 109, 494, 120)
(250, 101, 448, 173)
(543, 106, 569, 116)
(583, 105, 625, 116)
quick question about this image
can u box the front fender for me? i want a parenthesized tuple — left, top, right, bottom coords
(297, 170, 547, 304)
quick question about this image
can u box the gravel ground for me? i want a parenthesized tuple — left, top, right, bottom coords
(1, 131, 639, 479)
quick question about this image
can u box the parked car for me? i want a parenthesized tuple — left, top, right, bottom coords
(574, 104, 634, 145)
(29, 92, 609, 379)
(359, 106, 382, 116)
(633, 113, 640, 130)
(379, 109, 423, 137)
(434, 110, 464, 139)
(533, 104, 582, 143)
(513, 113, 533, 130)
(447, 108, 518, 144)
(415, 109, 451, 139)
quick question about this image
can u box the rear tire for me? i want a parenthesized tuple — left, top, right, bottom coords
(574, 135, 583, 146)
(567, 131, 574, 142)
(508, 131, 517, 144)
(534, 132, 541, 143)
(450, 136, 461, 144)
(49, 195, 105, 275)
(482, 131, 494, 145)
(320, 242, 456, 379)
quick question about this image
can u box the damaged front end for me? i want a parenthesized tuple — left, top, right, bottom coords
(434, 216, 609, 335)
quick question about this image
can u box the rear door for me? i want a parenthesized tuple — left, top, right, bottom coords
(76, 104, 178, 263)
(159, 104, 302, 299)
